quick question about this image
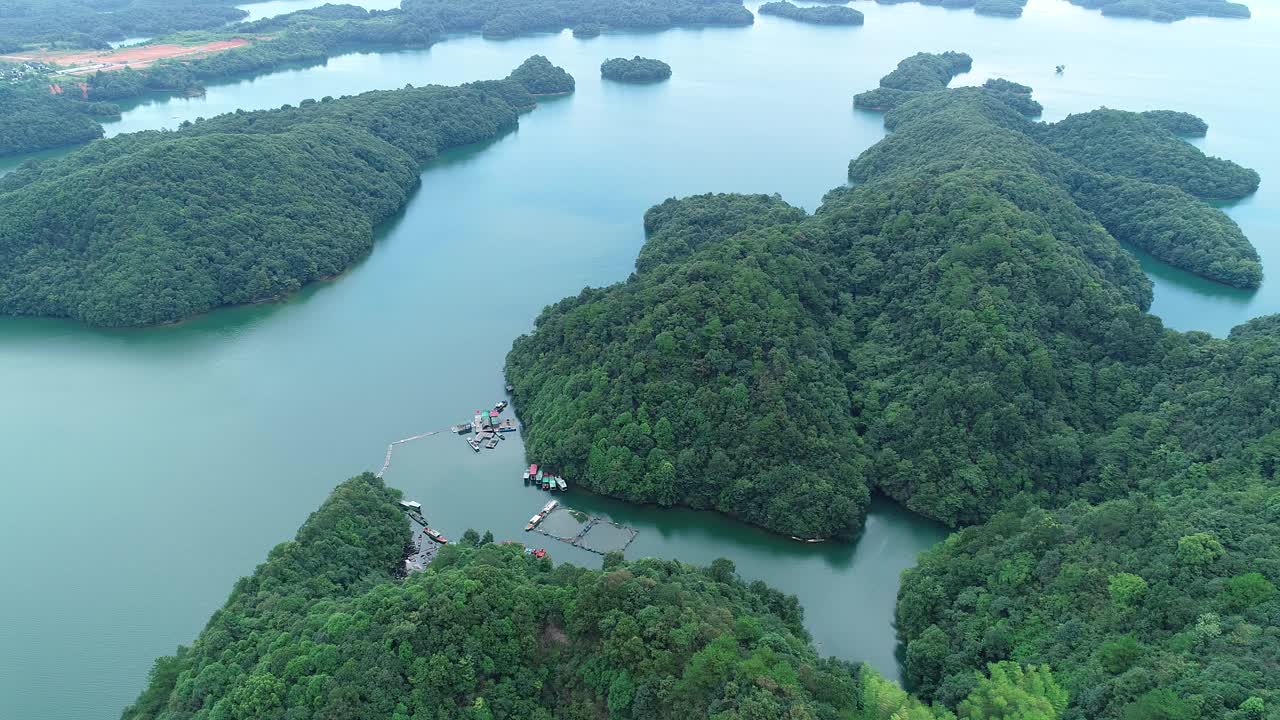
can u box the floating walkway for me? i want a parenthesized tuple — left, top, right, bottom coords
(376, 429, 445, 478)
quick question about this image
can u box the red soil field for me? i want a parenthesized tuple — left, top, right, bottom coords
(0, 38, 251, 75)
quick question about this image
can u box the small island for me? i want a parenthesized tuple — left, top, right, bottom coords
(600, 56, 672, 83)
(506, 54, 575, 95)
(572, 22, 604, 37)
(758, 1, 865, 25)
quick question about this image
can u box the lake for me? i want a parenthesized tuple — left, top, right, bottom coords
(1, 1, 1277, 718)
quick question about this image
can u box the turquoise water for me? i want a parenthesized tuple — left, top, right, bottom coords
(1, 1, 1277, 718)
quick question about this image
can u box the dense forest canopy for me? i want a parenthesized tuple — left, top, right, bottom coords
(507, 54, 576, 94)
(502, 54, 1279, 718)
(853, 51, 973, 111)
(1140, 109, 1209, 137)
(123, 473, 1076, 720)
(0, 79, 110, 155)
(0, 0, 247, 49)
(758, 1, 866, 25)
(505, 57, 1264, 545)
(853, 55, 1258, 287)
(0, 58, 570, 327)
(600, 56, 673, 82)
(1041, 109, 1259, 201)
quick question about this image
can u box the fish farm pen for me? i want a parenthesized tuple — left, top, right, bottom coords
(528, 505, 639, 556)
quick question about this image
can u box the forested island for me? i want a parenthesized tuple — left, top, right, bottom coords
(601, 56, 673, 82)
(500, 55, 1279, 717)
(506, 54, 1261, 532)
(123, 473, 1070, 720)
(0, 58, 572, 327)
(758, 1, 866, 25)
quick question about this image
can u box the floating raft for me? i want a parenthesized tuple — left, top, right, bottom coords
(527, 505, 638, 556)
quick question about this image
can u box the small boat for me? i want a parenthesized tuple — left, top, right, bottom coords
(467, 438, 481, 452)
(497, 419, 518, 433)
(425, 527, 448, 544)
(532, 548, 547, 559)
(486, 438, 499, 449)
(494, 400, 509, 412)
(526, 514, 542, 531)
(556, 477, 567, 492)
(522, 471, 531, 484)
(450, 423, 472, 434)
(541, 500, 558, 514)
(542, 475, 553, 490)
(505, 383, 514, 393)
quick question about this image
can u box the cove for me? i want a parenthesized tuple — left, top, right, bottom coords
(1, 1, 1278, 718)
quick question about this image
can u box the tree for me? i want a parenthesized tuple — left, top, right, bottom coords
(957, 663, 1067, 720)
(1108, 573, 1148, 607)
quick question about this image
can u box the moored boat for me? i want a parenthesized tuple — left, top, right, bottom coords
(425, 527, 448, 544)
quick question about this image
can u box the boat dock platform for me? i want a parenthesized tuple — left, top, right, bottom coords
(458, 400, 518, 454)
(398, 500, 447, 576)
